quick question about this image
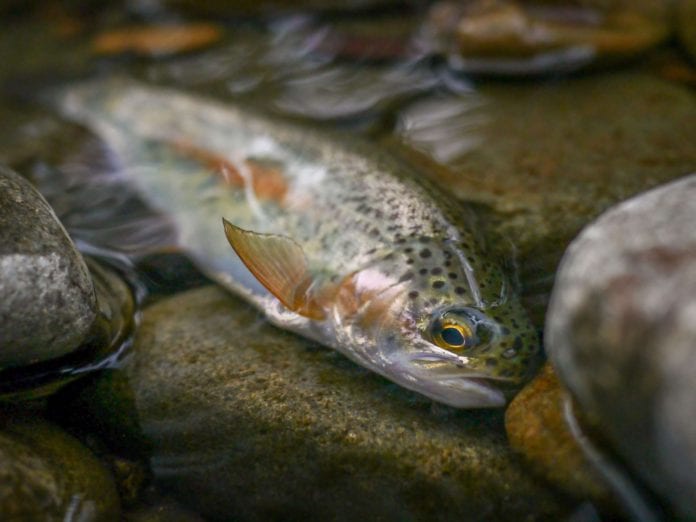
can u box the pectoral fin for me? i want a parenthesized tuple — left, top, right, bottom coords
(222, 219, 326, 320)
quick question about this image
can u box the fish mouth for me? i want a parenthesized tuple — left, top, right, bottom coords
(399, 352, 509, 408)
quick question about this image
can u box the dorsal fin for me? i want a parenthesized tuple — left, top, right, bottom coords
(222, 219, 326, 320)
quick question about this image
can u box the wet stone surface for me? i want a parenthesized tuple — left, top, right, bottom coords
(66, 286, 577, 521)
(545, 174, 696, 520)
(0, 412, 120, 521)
(388, 71, 696, 325)
(0, 165, 98, 369)
(505, 363, 610, 506)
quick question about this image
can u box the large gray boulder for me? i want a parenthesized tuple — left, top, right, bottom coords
(0, 166, 97, 369)
(546, 173, 696, 519)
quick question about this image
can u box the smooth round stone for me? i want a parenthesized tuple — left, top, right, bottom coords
(0, 256, 136, 401)
(390, 71, 696, 324)
(0, 414, 120, 521)
(80, 286, 575, 521)
(545, 174, 696, 520)
(0, 166, 97, 369)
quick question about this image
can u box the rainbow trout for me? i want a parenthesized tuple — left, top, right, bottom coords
(54, 77, 539, 407)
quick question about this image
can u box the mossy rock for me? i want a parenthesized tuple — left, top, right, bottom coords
(0, 413, 120, 521)
(69, 286, 577, 521)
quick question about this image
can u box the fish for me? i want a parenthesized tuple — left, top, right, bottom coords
(52, 77, 540, 408)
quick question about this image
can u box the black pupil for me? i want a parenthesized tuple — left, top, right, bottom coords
(441, 327, 466, 347)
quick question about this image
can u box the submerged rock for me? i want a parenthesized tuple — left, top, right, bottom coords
(66, 286, 575, 521)
(545, 174, 696, 520)
(423, 0, 669, 75)
(389, 71, 696, 325)
(0, 413, 120, 521)
(0, 166, 97, 369)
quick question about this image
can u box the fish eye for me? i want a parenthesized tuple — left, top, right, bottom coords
(439, 325, 468, 348)
(429, 315, 474, 351)
(427, 306, 497, 352)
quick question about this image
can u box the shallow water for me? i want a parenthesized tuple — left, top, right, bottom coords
(0, 1, 694, 521)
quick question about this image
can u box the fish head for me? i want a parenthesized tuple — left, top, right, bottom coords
(386, 302, 540, 408)
(333, 241, 540, 408)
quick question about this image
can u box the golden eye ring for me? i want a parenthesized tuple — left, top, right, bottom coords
(434, 323, 472, 350)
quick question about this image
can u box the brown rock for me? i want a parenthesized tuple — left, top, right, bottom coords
(92, 24, 224, 57)
(505, 362, 609, 502)
(0, 415, 120, 521)
(69, 286, 576, 521)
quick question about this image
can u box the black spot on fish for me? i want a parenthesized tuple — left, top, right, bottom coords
(448, 272, 457, 279)
(408, 291, 419, 299)
(419, 268, 428, 275)
(432, 281, 445, 289)
(420, 249, 432, 258)
(455, 286, 466, 295)
(431, 267, 442, 275)
(406, 258, 414, 265)
(404, 247, 413, 253)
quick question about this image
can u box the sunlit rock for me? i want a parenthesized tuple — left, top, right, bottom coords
(505, 363, 611, 506)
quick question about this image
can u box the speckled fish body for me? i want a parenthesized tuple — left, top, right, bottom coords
(54, 78, 539, 408)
